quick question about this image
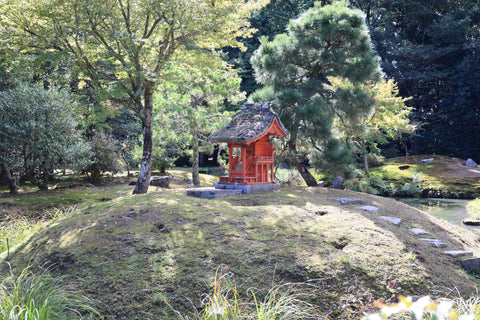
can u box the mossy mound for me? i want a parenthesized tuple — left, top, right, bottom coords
(371, 155, 480, 198)
(3, 187, 480, 319)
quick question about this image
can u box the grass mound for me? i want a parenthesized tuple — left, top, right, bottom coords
(370, 155, 480, 198)
(2, 184, 480, 319)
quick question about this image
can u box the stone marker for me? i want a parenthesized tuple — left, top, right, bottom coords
(421, 158, 434, 163)
(183, 177, 193, 184)
(411, 228, 430, 235)
(460, 257, 480, 272)
(358, 205, 379, 213)
(419, 238, 447, 248)
(333, 177, 344, 189)
(444, 250, 473, 258)
(466, 158, 477, 168)
(380, 216, 401, 225)
(333, 198, 365, 205)
(150, 176, 169, 188)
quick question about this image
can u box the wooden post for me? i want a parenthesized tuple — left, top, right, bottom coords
(228, 144, 233, 173)
(242, 145, 247, 182)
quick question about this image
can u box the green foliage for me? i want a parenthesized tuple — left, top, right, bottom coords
(86, 131, 123, 184)
(251, 1, 382, 183)
(0, 266, 99, 320)
(0, 83, 91, 189)
(467, 198, 480, 220)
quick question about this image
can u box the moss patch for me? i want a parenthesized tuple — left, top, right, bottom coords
(370, 155, 480, 198)
(2, 186, 480, 319)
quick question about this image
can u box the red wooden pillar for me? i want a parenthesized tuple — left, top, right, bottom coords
(242, 145, 247, 182)
(228, 144, 233, 173)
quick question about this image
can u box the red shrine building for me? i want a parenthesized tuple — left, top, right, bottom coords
(208, 102, 288, 194)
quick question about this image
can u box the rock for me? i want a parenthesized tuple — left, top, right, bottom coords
(411, 228, 430, 235)
(278, 162, 290, 169)
(128, 180, 137, 186)
(333, 198, 365, 205)
(421, 158, 434, 163)
(443, 250, 473, 258)
(358, 205, 379, 213)
(466, 158, 477, 168)
(183, 177, 193, 184)
(380, 216, 402, 225)
(462, 219, 480, 226)
(460, 257, 480, 272)
(419, 238, 447, 248)
(150, 176, 169, 188)
(333, 177, 344, 189)
(317, 181, 325, 187)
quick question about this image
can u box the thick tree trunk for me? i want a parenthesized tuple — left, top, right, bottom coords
(133, 82, 154, 194)
(1, 163, 18, 194)
(288, 131, 318, 187)
(192, 139, 201, 187)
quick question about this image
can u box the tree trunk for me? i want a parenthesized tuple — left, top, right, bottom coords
(192, 138, 201, 187)
(363, 142, 369, 175)
(288, 131, 318, 187)
(133, 81, 154, 194)
(1, 163, 18, 194)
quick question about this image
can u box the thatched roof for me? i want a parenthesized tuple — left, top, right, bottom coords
(208, 102, 288, 143)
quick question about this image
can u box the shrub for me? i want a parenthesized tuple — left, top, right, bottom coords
(86, 131, 123, 184)
(0, 265, 99, 320)
(467, 198, 480, 220)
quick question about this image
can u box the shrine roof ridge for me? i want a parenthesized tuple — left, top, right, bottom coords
(208, 102, 288, 143)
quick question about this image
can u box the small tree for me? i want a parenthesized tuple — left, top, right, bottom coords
(251, 1, 382, 186)
(331, 78, 416, 174)
(156, 51, 244, 186)
(0, 83, 91, 190)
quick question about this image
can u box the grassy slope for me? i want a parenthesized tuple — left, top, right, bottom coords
(370, 155, 480, 198)
(2, 175, 480, 319)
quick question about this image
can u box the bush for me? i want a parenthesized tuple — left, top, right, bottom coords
(0, 265, 99, 320)
(86, 131, 123, 184)
(0, 83, 91, 190)
(467, 198, 480, 220)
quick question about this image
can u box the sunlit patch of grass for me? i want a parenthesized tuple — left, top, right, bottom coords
(467, 198, 480, 220)
(0, 219, 42, 254)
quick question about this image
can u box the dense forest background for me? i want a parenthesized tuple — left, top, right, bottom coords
(231, 0, 480, 159)
(1, 0, 480, 191)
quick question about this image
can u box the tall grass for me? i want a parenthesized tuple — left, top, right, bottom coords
(0, 265, 100, 320)
(171, 268, 321, 320)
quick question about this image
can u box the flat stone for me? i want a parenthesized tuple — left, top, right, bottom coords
(214, 182, 278, 194)
(462, 219, 480, 226)
(150, 176, 169, 188)
(379, 216, 402, 225)
(461, 257, 480, 272)
(358, 205, 379, 213)
(411, 228, 430, 235)
(444, 250, 473, 258)
(422, 158, 434, 163)
(187, 188, 243, 199)
(419, 238, 447, 248)
(333, 198, 365, 205)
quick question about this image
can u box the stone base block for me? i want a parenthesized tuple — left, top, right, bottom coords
(187, 188, 243, 199)
(214, 182, 278, 194)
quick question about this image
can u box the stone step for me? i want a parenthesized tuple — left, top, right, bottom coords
(357, 205, 379, 213)
(460, 257, 480, 272)
(411, 228, 430, 235)
(419, 238, 447, 248)
(444, 250, 473, 258)
(333, 198, 365, 205)
(380, 216, 402, 225)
